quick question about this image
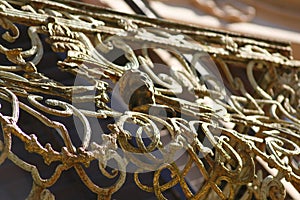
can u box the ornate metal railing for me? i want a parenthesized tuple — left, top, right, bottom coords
(0, 0, 300, 199)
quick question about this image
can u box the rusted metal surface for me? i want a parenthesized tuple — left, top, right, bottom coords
(0, 0, 300, 199)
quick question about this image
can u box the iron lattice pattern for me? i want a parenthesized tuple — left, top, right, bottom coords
(0, 0, 300, 199)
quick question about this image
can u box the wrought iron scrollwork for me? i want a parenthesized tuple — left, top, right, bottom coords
(0, 0, 300, 199)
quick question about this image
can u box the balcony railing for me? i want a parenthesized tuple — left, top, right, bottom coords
(0, 0, 299, 199)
